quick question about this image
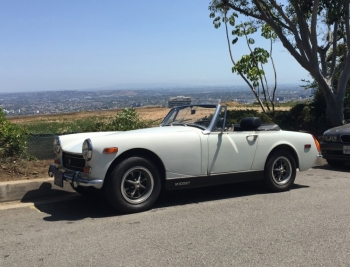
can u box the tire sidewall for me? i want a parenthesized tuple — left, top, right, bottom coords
(107, 157, 161, 213)
(264, 150, 296, 192)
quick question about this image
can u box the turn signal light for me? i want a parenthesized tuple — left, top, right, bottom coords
(312, 135, 321, 153)
(83, 166, 92, 174)
(103, 147, 118, 154)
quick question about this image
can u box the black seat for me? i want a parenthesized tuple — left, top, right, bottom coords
(240, 117, 261, 131)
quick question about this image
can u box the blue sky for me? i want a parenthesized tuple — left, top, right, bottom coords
(0, 0, 308, 93)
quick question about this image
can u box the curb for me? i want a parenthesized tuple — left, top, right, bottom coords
(0, 177, 75, 203)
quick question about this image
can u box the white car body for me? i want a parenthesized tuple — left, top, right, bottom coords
(49, 104, 321, 213)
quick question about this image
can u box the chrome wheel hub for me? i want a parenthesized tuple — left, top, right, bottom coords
(121, 166, 154, 204)
(271, 156, 292, 185)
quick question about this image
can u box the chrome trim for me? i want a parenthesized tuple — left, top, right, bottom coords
(82, 138, 93, 161)
(166, 169, 264, 180)
(53, 136, 61, 155)
(203, 104, 223, 134)
(48, 164, 103, 187)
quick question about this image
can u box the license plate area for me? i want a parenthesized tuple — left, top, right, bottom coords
(53, 171, 64, 187)
(343, 145, 350, 154)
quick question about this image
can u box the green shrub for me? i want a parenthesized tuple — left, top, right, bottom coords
(25, 116, 105, 134)
(83, 108, 152, 132)
(110, 108, 149, 131)
(0, 109, 28, 158)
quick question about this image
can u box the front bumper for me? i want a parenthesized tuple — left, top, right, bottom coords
(48, 164, 103, 188)
(320, 142, 350, 161)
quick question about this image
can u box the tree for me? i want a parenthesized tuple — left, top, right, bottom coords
(209, 0, 350, 127)
(213, 13, 278, 114)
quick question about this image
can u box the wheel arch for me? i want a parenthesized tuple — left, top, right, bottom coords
(265, 144, 299, 169)
(103, 148, 166, 188)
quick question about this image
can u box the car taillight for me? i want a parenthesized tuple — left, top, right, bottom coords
(312, 135, 321, 153)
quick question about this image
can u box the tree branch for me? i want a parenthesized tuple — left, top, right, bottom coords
(290, 0, 313, 63)
(330, 1, 342, 76)
(310, 0, 319, 64)
(223, 12, 267, 112)
(345, 0, 350, 49)
(268, 0, 297, 32)
(252, 2, 310, 71)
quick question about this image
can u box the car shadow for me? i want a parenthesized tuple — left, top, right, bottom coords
(20, 182, 76, 202)
(313, 162, 350, 172)
(28, 181, 309, 222)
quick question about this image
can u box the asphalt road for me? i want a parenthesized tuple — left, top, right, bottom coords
(1, 164, 350, 267)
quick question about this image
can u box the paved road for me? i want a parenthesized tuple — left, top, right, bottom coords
(1, 165, 350, 267)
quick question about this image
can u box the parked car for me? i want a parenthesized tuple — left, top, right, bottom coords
(49, 104, 321, 213)
(320, 123, 350, 167)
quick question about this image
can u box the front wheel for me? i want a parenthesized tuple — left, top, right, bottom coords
(264, 150, 296, 192)
(106, 157, 161, 213)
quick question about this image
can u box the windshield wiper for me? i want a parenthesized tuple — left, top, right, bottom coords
(170, 122, 185, 126)
(185, 123, 206, 130)
(162, 122, 185, 126)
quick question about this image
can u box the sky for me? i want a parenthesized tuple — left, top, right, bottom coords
(0, 0, 309, 93)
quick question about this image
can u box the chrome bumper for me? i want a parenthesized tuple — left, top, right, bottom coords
(48, 164, 103, 188)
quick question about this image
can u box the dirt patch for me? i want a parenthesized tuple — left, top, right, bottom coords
(0, 159, 53, 182)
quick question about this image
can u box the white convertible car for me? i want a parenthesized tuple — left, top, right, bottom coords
(49, 104, 321, 213)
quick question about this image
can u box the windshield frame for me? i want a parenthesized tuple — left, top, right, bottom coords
(161, 104, 226, 133)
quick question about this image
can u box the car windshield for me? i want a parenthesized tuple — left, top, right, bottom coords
(161, 105, 218, 130)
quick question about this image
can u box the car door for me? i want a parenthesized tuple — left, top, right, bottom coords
(207, 130, 259, 174)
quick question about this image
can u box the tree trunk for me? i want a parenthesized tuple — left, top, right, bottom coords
(324, 93, 344, 128)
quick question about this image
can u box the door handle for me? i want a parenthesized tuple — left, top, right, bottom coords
(246, 134, 258, 140)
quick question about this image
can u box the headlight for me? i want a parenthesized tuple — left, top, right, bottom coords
(53, 136, 61, 155)
(324, 135, 331, 142)
(82, 139, 93, 161)
(323, 135, 338, 142)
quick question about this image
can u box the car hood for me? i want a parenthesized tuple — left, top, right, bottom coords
(324, 123, 350, 135)
(59, 126, 200, 154)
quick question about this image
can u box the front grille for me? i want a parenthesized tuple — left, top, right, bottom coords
(341, 135, 350, 143)
(62, 152, 85, 171)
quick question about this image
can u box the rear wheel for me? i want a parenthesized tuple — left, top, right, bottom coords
(264, 150, 296, 192)
(326, 159, 346, 168)
(106, 157, 161, 213)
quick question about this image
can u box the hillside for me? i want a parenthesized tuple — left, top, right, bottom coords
(8, 102, 291, 125)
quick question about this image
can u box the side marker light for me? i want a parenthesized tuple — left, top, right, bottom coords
(103, 147, 118, 154)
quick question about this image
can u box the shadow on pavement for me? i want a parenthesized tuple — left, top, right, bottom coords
(313, 162, 350, 172)
(28, 180, 309, 222)
(20, 182, 76, 202)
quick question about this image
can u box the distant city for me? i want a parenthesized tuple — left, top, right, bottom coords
(0, 85, 312, 117)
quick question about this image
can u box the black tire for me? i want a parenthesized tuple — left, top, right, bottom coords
(326, 160, 346, 168)
(70, 183, 101, 197)
(106, 157, 161, 213)
(264, 150, 296, 192)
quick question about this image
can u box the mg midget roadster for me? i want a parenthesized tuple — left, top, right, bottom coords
(49, 104, 321, 213)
